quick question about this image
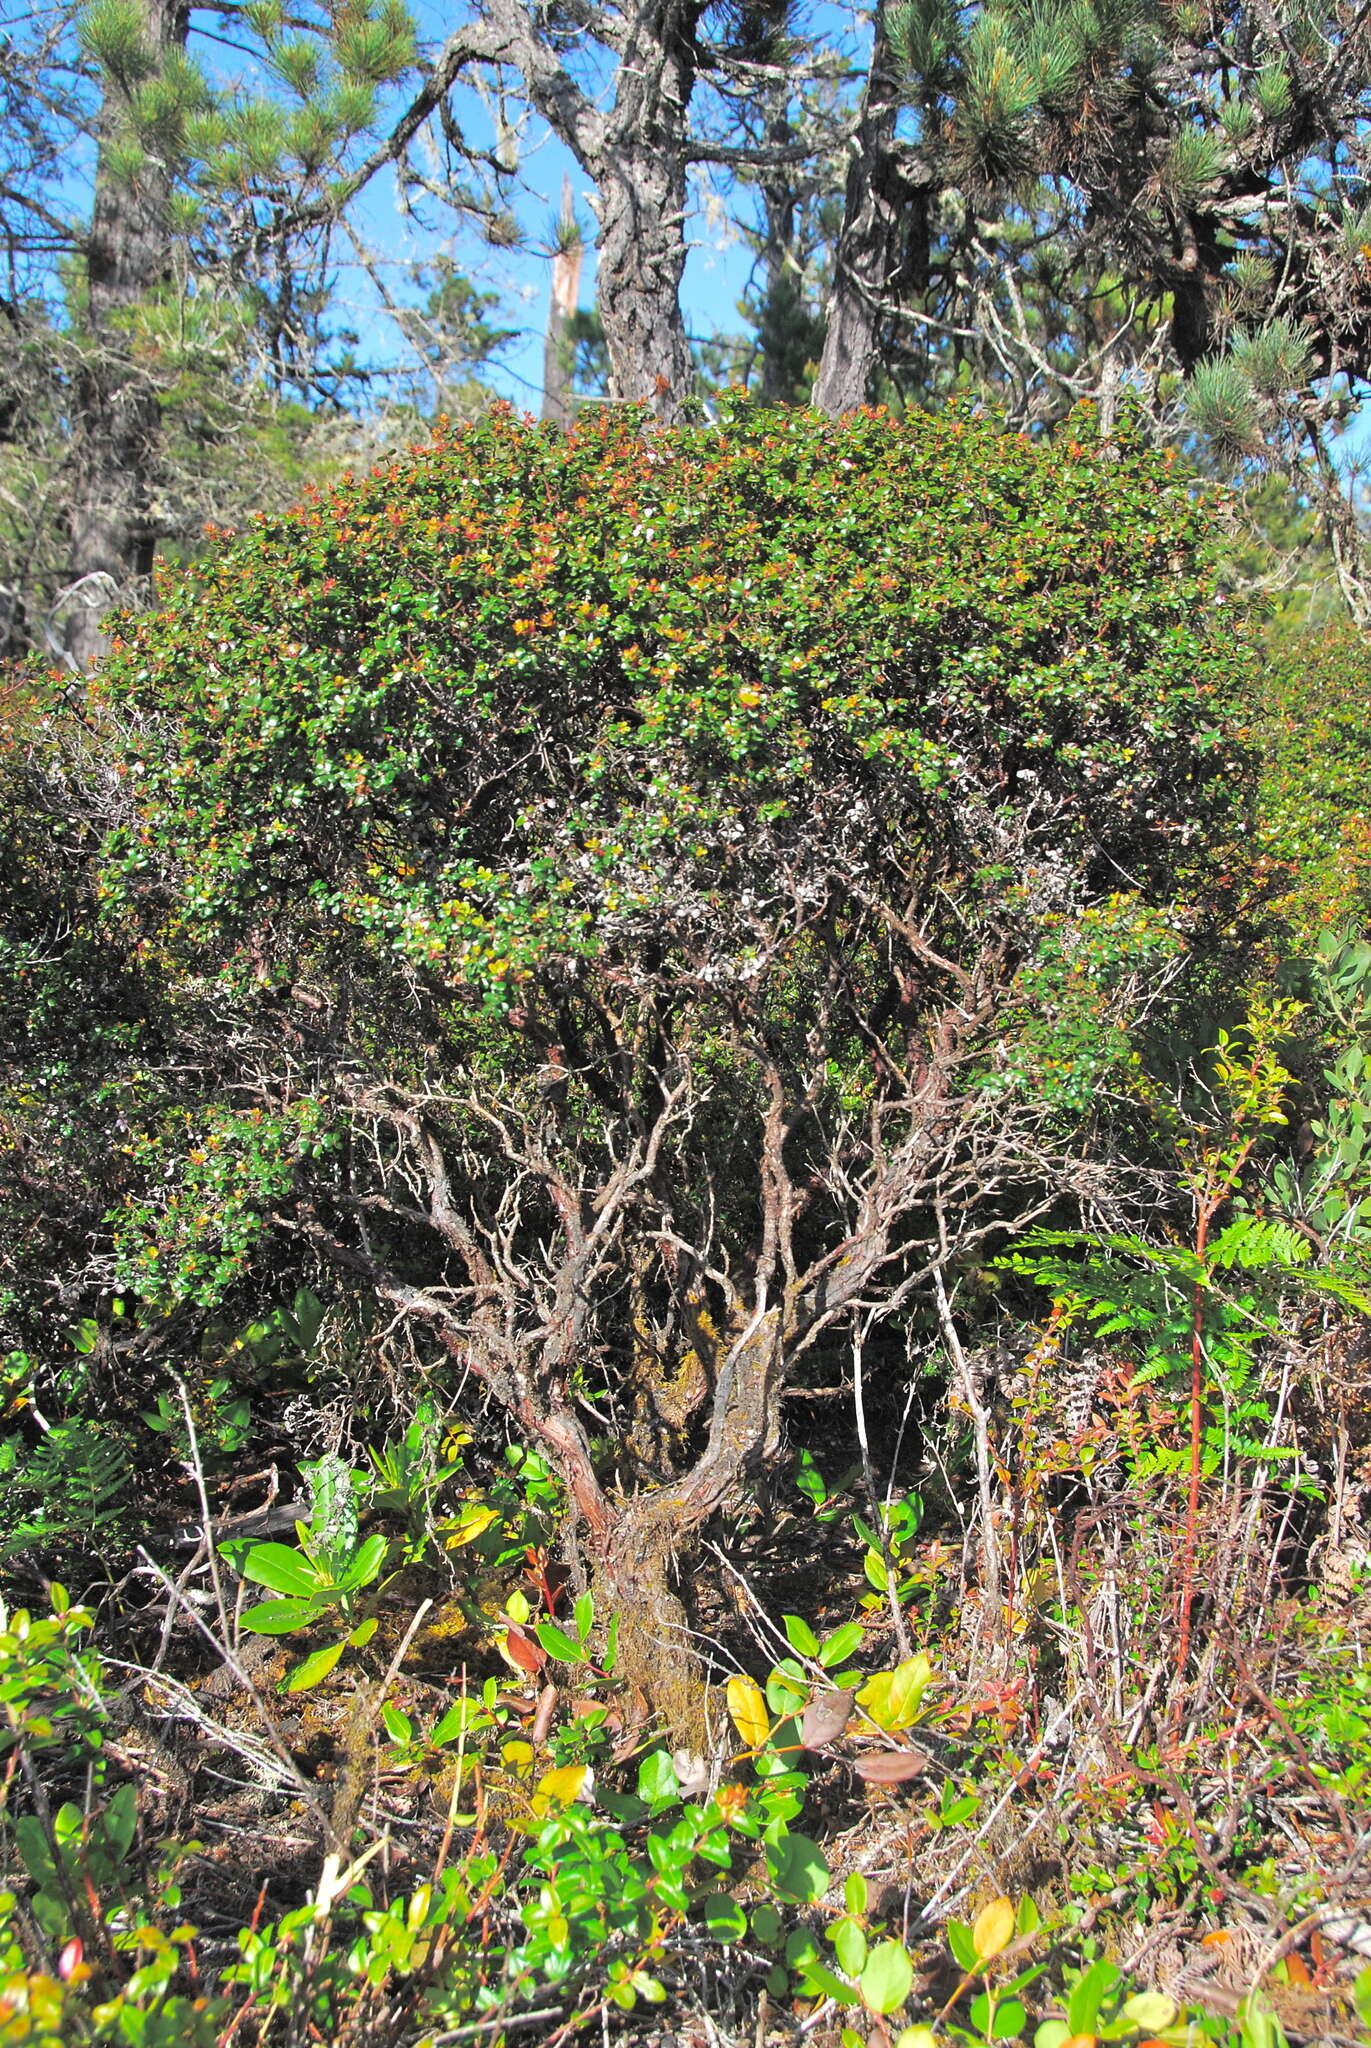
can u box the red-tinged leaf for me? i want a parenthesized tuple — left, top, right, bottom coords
(801, 1687, 856, 1750)
(502, 1626, 547, 1676)
(571, 1698, 621, 1731)
(57, 1939, 83, 1981)
(853, 1747, 930, 1784)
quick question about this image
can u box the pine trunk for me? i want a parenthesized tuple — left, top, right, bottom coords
(65, 0, 182, 670)
(812, 14, 908, 417)
(593, 138, 694, 421)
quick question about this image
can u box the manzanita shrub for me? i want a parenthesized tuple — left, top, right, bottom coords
(84, 398, 1253, 1726)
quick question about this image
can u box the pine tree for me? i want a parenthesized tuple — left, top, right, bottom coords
(813, 0, 1371, 612)
(4, 0, 417, 666)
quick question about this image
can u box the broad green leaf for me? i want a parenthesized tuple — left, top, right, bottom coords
(766, 1831, 829, 1904)
(797, 1961, 859, 2004)
(286, 1640, 346, 1691)
(701, 1893, 747, 1943)
(637, 1750, 680, 1804)
(104, 1783, 137, 1857)
(430, 1698, 488, 1744)
(237, 1543, 320, 1599)
(338, 1533, 389, 1592)
(1353, 1969, 1371, 2030)
(832, 1916, 867, 1976)
(766, 1661, 808, 1717)
(536, 1619, 586, 1663)
(970, 1992, 1027, 2039)
(1016, 1896, 1042, 1936)
(346, 1616, 378, 1647)
(860, 1939, 914, 2014)
(947, 1920, 979, 1973)
(819, 1622, 865, 1669)
(380, 1703, 412, 1743)
(240, 1596, 319, 1634)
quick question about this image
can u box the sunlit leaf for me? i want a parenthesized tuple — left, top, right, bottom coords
(972, 1897, 1016, 1962)
(860, 1939, 914, 2014)
(726, 1674, 771, 1751)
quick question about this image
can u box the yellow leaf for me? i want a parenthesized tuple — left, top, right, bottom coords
(442, 1503, 499, 1549)
(531, 1764, 591, 1817)
(726, 1675, 771, 1752)
(972, 1897, 1015, 1963)
(857, 1654, 933, 1732)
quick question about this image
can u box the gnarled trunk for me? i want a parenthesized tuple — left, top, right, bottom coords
(594, 141, 694, 421)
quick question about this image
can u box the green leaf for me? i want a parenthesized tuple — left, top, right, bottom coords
(860, 1940, 914, 2015)
(783, 1613, 820, 1657)
(338, 1532, 389, 1592)
(766, 1831, 829, 1904)
(1067, 1958, 1121, 2036)
(798, 1961, 860, 2004)
(702, 1893, 747, 1942)
(380, 1703, 412, 1743)
(240, 1596, 320, 1634)
(237, 1542, 321, 1599)
(947, 1919, 979, 1973)
(1120, 1992, 1177, 2032)
(819, 1622, 864, 1669)
(104, 1782, 138, 1858)
(536, 1619, 587, 1663)
(286, 1640, 347, 1691)
(863, 1549, 890, 1592)
(832, 1917, 868, 1976)
(637, 1750, 680, 1804)
(1353, 1969, 1371, 2030)
(430, 1699, 489, 1745)
(970, 1992, 1027, 2039)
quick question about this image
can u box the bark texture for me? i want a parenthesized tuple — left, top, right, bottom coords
(65, 0, 183, 671)
(812, 13, 911, 417)
(482, 0, 698, 423)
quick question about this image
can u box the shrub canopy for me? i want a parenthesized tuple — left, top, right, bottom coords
(102, 400, 1245, 1009)
(74, 403, 1256, 1720)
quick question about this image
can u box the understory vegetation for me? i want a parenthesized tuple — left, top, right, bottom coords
(1, 401, 1369, 2048)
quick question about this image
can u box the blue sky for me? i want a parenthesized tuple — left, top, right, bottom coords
(330, 0, 838, 415)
